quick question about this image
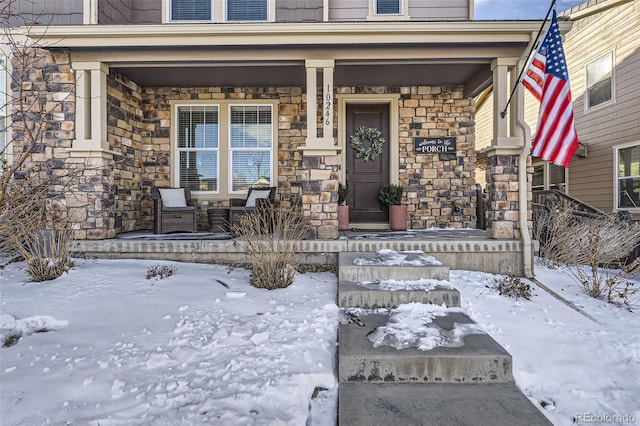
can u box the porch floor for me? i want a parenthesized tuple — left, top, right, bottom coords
(75, 229, 527, 276)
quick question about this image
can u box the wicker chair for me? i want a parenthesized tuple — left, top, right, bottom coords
(152, 187, 198, 234)
(228, 186, 277, 228)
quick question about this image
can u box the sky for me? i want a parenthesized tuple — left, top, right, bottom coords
(474, 0, 586, 19)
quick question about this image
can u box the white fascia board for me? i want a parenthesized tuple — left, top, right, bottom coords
(24, 21, 572, 48)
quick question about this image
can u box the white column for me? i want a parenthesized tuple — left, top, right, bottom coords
(491, 58, 520, 148)
(303, 59, 338, 155)
(306, 65, 317, 141)
(70, 61, 111, 156)
(323, 66, 334, 139)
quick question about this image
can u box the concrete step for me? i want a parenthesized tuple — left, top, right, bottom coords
(338, 382, 552, 426)
(339, 252, 450, 283)
(339, 313, 512, 384)
(338, 282, 460, 308)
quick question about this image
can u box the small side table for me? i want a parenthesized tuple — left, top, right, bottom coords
(207, 207, 229, 233)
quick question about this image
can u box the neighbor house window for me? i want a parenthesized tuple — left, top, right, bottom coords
(368, 0, 408, 20)
(176, 105, 219, 191)
(376, 0, 401, 14)
(173, 102, 275, 196)
(586, 52, 613, 109)
(0, 55, 6, 157)
(229, 105, 273, 191)
(227, 0, 268, 21)
(170, 0, 212, 21)
(616, 144, 640, 209)
(533, 162, 567, 192)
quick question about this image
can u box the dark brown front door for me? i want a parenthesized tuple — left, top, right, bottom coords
(346, 103, 390, 223)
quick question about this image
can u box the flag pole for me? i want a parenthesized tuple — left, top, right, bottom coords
(500, 0, 556, 119)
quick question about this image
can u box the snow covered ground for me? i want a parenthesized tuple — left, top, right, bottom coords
(1, 256, 640, 425)
(0, 260, 339, 425)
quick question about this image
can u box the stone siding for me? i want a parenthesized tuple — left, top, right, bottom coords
(337, 85, 477, 229)
(140, 86, 307, 230)
(13, 52, 479, 238)
(400, 85, 476, 229)
(484, 154, 523, 239)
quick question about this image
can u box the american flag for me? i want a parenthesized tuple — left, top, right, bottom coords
(522, 9, 579, 168)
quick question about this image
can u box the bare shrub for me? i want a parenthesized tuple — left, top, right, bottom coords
(495, 275, 532, 300)
(230, 203, 310, 289)
(147, 265, 177, 280)
(550, 210, 640, 308)
(8, 185, 75, 281)
(532, 206, 566, 267)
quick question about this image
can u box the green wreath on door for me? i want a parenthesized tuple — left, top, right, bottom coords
(350, 126, 385, 162)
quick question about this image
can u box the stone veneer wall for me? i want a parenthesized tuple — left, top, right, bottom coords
(337, 85, 477, 229)
(484, 154, 531, 239)
(106, 72, 146, 234)
(140, 86, 307, 230)
(400, 85, 476, 228)
(14, 54, 479, 238)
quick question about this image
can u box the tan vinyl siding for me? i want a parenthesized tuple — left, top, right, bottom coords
(516, 1, 640, 212)
(563, 0, 640, 212)
(10, 0, 83, 26)
(276, 0, 323, 22)
(409, 0, 468, 20)
(329, 0, 368, 21)
(329, 0, 469, 21)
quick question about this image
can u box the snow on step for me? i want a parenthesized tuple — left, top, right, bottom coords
(339, 311, 512, 384)
(339, 251, 450, 283)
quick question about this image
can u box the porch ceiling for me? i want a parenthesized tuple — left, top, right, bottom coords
(111, 62, 489, 90)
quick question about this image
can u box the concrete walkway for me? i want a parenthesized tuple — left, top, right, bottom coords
(337, 251, 552, 426)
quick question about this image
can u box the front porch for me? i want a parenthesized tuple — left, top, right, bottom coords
(75, 229, 529, 276)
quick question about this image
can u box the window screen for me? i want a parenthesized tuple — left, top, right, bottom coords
(376, 0, 400, 14)
(171, 0, 212, 21)
(176, 106, 219, 191)
(229, 105, 272, 191)
(227, 0, 268, 21)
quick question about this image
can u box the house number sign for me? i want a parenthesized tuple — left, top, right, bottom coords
(324, 84, 332, 126)
(414, 137, 456, 154)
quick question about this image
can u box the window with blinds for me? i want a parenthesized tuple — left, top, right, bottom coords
(229, 105, 272, 191)
(171, 0, 212, 21)
(176, 106, 219, 191)
(227, 0, 268, 22)
(376, 0, 400, 14)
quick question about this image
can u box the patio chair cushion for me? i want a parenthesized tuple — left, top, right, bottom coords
(158, 188, 188, 208)
(245, 189, 272, 208)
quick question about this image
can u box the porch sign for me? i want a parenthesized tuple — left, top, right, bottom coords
(414, 137, 456, 154)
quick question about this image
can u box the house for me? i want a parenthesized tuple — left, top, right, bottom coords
(476, 0, 640, 215)
(1, 0, 571, 241)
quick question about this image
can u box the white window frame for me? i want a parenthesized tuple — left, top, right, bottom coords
(163, 0, 275, 23)
(367, 0, 410, 20)
(532, 160, 568, 192)
(174, 104, 220, 193)
(227, 104, 274, 194)
(584, 51, 615, 112)
(614, 141, 640, 211)
(171, 100, 278, 199)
